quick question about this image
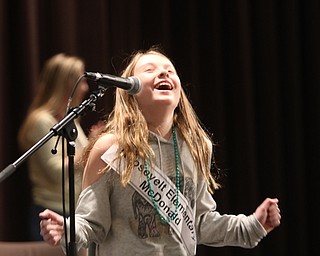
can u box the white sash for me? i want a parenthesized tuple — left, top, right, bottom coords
(101, 144, 197, 256)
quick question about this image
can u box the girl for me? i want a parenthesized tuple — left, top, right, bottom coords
(40, 48, 280, 256)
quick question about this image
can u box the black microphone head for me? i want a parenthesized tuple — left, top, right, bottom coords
(127, 76, 142, 95)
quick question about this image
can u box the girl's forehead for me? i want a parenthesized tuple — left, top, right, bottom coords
(136, 53, 173, 67)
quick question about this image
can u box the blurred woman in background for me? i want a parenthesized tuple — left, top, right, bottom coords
(18, 53, 93, 241)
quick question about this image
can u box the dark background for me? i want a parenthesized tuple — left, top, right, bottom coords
(0, 1, 319, 255)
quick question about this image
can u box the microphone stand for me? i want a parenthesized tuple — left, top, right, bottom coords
(0, 87, 106, 256)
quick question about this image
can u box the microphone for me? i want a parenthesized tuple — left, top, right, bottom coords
(84, 72, 141, 95)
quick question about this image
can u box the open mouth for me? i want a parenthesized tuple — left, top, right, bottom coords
(154, 82, 173, 90)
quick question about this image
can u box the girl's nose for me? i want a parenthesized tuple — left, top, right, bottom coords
(159, 69, 168, 77)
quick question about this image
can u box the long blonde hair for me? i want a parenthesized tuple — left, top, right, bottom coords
(18, 53, 85, 150)
(86, 48, 220, 193)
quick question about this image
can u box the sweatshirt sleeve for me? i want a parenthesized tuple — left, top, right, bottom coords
(195, 177, 267, 248)
(61, 172, 112, 251)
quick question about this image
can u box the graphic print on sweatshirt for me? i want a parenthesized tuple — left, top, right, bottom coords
(131, 175, 195, 239)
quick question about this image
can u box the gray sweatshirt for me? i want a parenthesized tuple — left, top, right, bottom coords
(63, 131, 267, 255)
